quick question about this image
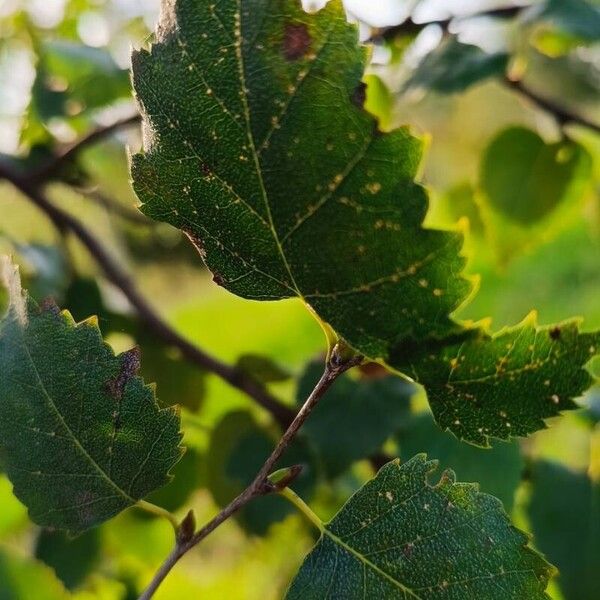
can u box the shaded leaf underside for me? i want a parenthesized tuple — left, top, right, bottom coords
(286, 454, 553, 599)
(0, 259, 182, 532)
(131, 0, 471, 360)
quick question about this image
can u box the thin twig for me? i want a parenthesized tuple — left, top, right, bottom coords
(381, 8, 600, 136)
(0, 163, 296, 427)
(504, 77, 600, 134)
(138, 345, 363, 600)
(30, 114, 141, 184)
(379, 6, 524, 41)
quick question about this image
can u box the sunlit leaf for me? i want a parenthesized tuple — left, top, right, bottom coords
(131, 0, 471, 360)
(22, 40, 131, 149)
(392, 314, 599, 446)
(481, 127, 592, 225)
(287, 454, 553, 599)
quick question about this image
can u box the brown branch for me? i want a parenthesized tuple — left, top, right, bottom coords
(30, 114, 141, 184)
(504, 77, 600, 135)
(0, 163, 296, 428)
(138, 346, 363, 600)
(380, 6, 524, 41)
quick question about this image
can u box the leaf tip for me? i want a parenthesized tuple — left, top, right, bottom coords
(522, 310, 539, 327)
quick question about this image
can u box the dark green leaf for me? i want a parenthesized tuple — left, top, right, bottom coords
(142, 448, 204, 513)
(481, 127, 592, 225)
(392, 314, 599, 446)
(297, 360, 414, 477)
(0, 257, 182, 532)
(528, 461, 600, 600)
(207, 411, 317, 534)
(131, 0, 471, 360)
(236, 353, 292, 384)
(398, 412, 523, 510)
(405, 38, 508, 94)
(0, 547, 69, 600)
(138, 343, 207, 412)
(287, 454, 553, 599)
(531, 0, 600, 41)
(63, 277, 114, 333)
(35, 528, 101, 590)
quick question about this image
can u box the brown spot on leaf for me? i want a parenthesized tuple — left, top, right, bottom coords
(212, 272, 225, 286)
(107, 347, 141, 400)
(40, 297, 60, 315)
(351, 82, 367, 109)
(403, 542, 414, 558)
(549, 326, 561, 341)
(283, 23, 312, 61)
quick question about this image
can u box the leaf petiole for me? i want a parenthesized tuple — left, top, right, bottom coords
(278, 486, 324, 533)
(136, 500, 180, 533)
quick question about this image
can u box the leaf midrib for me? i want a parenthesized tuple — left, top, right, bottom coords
(235, 0, 302, 298)
(322, 527, 422, 599)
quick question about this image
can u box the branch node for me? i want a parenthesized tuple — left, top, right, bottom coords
(263, 464, 304, 494)
(177, 510, 196, 545)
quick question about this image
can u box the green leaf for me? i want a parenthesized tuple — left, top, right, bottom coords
(528, 460, 600, 600)
(297, 361, 414, 477)
(286, 454, 553, 599)
(22, 41, 131, 148)
(392, 314, 599, 446)
(398, 412, 523, 510)
(405, 38, 508, 94)
(207, 411, 318, 534)
(142, 447, 204, 513)
(531, 0, 600, 41)
(0, 547, 69, 600)
(438, 183, 485, 236)
(35, 528, 101, 590)
(137, 342, 207, 412)
(363, 73, 394, 131)
(10, 241, 70, 303)
(235, 353, 292, 384)
(130, 0, 471, 360)
(0, 257, 182, 532)
(481, 127, 592, 225)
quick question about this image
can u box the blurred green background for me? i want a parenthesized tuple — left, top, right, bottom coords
(0, 0, 599, 598)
